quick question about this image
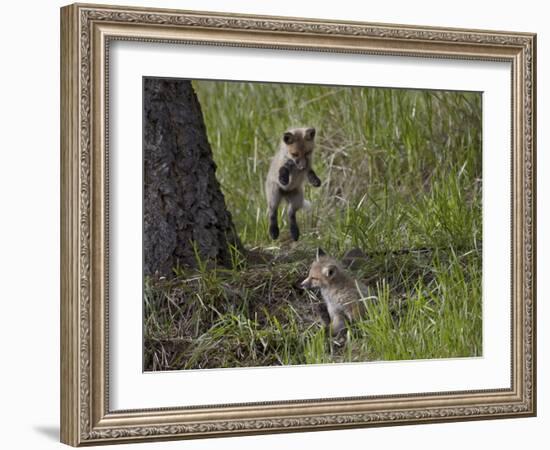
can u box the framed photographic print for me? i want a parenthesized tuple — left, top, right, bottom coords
(60, 3, 537, 446)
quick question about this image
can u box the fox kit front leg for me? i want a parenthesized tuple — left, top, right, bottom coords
(278, 159, 295, 186)
(329, 313, 347, 339)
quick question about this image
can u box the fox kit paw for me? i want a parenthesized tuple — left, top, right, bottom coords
(269, 224, 280, 240)
(307, 171, 321, 187)
(278, 167, 290, 186)
(331, 334, 347, 348)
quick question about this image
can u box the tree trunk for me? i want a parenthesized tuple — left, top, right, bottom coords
(143, 78, 242, 277)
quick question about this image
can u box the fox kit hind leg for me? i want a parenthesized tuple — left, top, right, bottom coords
(266, 183, 282, 240)
(266, 185, 304, 242)
(286, 187, 305, 241)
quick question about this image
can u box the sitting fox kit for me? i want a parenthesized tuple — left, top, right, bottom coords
(301, 249, 370, 336)
(265, 127, 321, 241)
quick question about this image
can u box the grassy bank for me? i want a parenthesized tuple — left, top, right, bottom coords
(144, 81, 482, 371)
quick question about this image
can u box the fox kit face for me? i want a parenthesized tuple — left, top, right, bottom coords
(282, 127, 316, 171)
(300, 255, 340, 289)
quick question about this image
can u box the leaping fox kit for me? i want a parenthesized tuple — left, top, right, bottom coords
(265, 127, 322, 241)
(301, 249, 372, 336)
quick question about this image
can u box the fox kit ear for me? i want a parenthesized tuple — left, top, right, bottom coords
(283, 131, 295, 145)
(305, 128, 316, 140)
(316, 247, 326, 260)
(322, 264, 337, 279)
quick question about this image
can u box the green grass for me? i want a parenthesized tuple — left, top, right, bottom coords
(144, 81, 482, 371)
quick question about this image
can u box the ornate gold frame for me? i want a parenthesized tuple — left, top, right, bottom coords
(60, 3, 536, 446)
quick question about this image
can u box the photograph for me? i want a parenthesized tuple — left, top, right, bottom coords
(58, 2, 536, 446)
(142, 77, 483, 371)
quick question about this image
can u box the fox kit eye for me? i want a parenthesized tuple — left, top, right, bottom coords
(322, 265, 336, 279)
(305, 128, 316, 140)
(283, 132, 295, 144)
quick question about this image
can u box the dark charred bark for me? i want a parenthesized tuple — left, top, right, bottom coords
(143, 78, 242, 277)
